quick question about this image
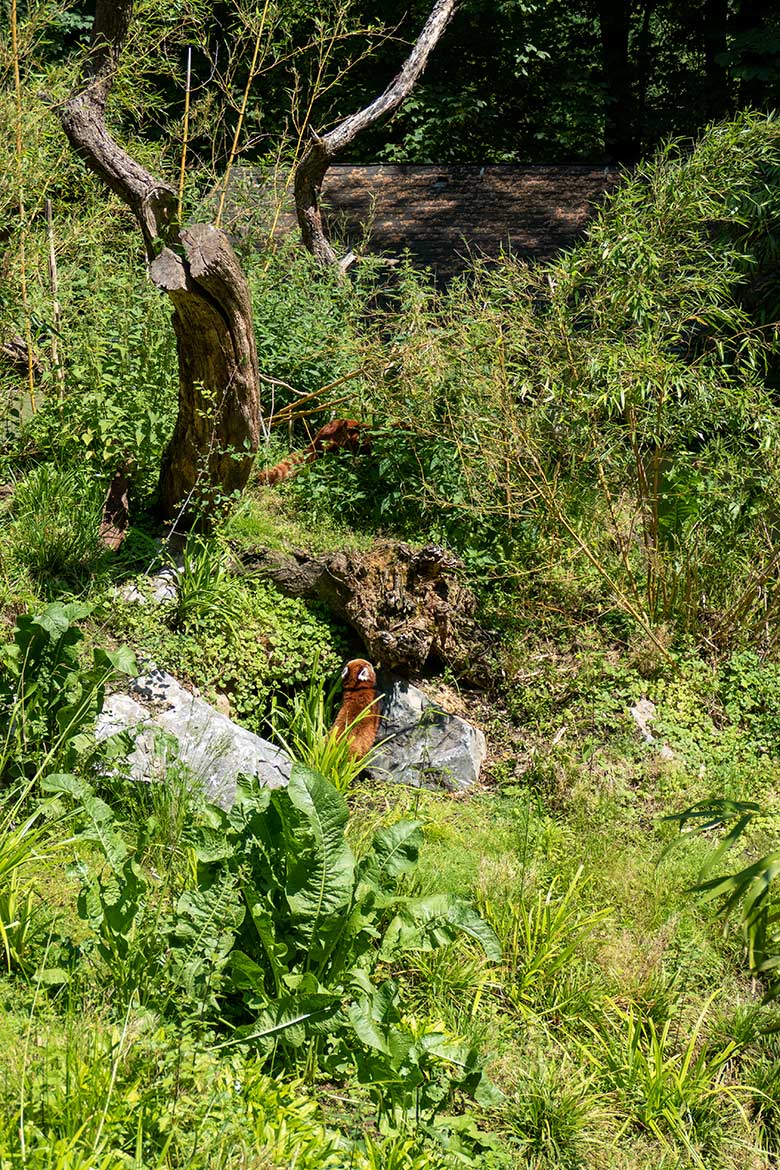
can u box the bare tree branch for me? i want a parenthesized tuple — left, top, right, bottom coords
(55, 0, 177, 256)
(294, 0, 458, 265)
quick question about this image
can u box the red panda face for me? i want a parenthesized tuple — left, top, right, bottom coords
(341, 658, 376, 688)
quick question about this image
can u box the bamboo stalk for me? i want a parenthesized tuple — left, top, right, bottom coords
(44, 198, 65, 399)
(177, 46, 193, 225)
(11, 0, 36, 414)
(216, 0, 273, 228)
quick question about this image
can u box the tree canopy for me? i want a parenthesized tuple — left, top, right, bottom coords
(28, 0, 780, 167)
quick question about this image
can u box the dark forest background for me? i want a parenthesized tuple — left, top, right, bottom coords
(34, 0, 780, 168)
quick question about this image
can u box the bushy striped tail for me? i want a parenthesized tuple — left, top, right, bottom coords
(256, 418, 370, 485)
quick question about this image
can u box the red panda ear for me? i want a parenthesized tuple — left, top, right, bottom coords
(341, 666, 349, 679)
(357, 666, 372, 682)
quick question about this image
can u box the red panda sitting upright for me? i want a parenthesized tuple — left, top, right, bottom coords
(330, 658, 380, 760)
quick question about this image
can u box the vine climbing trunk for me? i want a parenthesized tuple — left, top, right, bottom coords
(51, 0, 260, 522)
(294, 0, 458, 266)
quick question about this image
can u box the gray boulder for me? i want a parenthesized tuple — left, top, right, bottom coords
(366, 676, 487, 791)
(96, 668, 291, 808)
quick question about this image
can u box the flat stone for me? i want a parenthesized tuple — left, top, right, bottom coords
(366, 675, 487, 791)
(117, 566, 179, 605)
(96, 668, 291, 808)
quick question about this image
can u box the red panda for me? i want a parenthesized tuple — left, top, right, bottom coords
(330, 658, 380, 760)
(257, 418, 370, 486)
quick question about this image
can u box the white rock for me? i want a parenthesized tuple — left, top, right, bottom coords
(117, 567, 179, 605)
(96, 668, 291, 808)
(629, 697, 657, 744)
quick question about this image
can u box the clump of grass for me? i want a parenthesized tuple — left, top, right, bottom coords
(502, 1057, 609, 1168)
(8, 463, 107, 592)
(168, 533, 242, 636)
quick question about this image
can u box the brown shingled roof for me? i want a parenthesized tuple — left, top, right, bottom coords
(230, 163, 623, 279)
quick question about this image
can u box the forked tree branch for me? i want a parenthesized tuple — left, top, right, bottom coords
(294, 0, 458, 265)
(49, 0, 261, 522)
(55, 0, 177, 255)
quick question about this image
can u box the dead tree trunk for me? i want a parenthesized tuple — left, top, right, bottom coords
(52, 0, 260, 522)
(294, 0, 458, 266)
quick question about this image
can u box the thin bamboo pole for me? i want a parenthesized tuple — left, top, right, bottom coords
(11, 0, 36, 414)
(44, 198, 65, 399)
(216, 0, 273, 228)
(177, 46, 193, 225)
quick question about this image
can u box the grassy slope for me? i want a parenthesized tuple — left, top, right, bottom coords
(1, 485, 779, 1169)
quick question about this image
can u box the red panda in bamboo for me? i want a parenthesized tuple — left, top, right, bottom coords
(257, 419, 369, 485)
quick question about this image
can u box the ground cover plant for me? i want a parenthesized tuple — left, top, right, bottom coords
(2, 5, 780, 1162)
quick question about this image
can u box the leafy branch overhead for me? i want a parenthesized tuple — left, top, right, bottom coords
(293, 0, 459, 265)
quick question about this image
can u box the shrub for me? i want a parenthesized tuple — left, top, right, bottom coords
(47, 765, 502, 1128)
(105, 575, 347, 734)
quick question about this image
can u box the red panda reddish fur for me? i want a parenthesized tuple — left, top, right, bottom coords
(331, 659, 380, 760)
(257, 419, 370, 486)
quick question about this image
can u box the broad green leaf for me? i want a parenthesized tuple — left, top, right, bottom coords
(41, 773, 88, 799)
(229, 949, 268, 994)
(275, 764, 355, 959)
(176, 881, 244, 938)
(380, 894, 502, 962)
(93, 645, 138, 677)
(245, 891, 289, 991)
(359, 820, 423, 892)
(224, 993, 341, 1051)
(192, 824, 235, 863)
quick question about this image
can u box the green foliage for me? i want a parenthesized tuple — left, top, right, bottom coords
(588, 996, 743, 1153)
(666, 798, 780, 1000)
(50, 764, 500, 1127)
(270, 665, 379, 792)
(22, 251, 178, 493)
(0, 786, 49, 973)
(0, 602, 136, 782)
(483, 867, 609, 1021)
(168, 534, 242, 637)
(6, 465, 108, 592)
(106, 576, 346, 733)
(718, 652, 780, 757)
(502, 1059, 606, 1169)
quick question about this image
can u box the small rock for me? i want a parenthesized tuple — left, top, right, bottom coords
(96, 668, 290, 808)
(366, 675, 487, 791)
(117, 566, 180, 605)
(629, 696, 675, 761)
(629, 697, 657, 744)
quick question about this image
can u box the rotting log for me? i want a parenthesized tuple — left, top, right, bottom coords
(239, 539, 491, 679)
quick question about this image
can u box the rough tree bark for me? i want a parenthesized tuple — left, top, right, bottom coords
(294, 0, 458, 266)
(52, 0, 260, 521)
(239, 540, 491, 680)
